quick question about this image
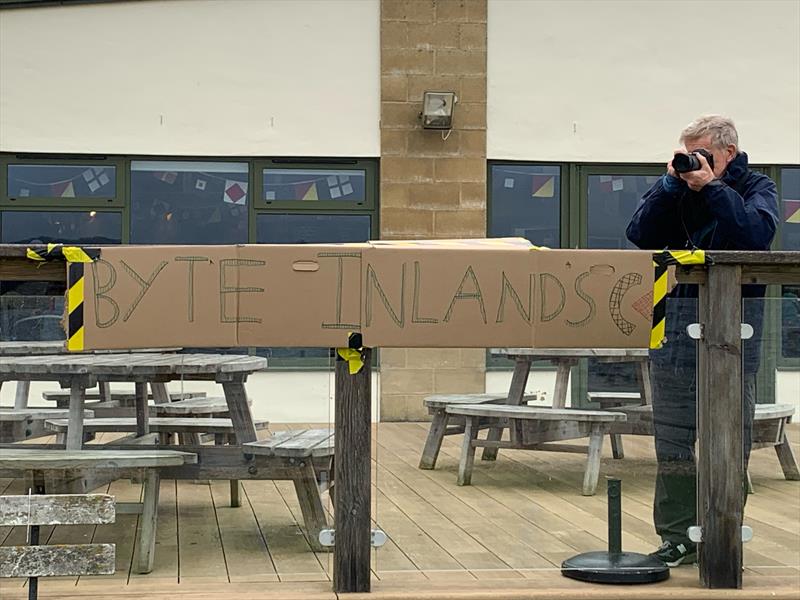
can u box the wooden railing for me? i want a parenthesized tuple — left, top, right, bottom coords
(1, 245, 799, 591)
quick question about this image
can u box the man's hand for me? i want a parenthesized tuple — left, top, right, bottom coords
(679, 152, 715, 191)
(666, 149, 683, 178)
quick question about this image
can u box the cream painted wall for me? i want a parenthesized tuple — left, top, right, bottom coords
(0, 0, 380, 156)
(487, 0, 800, 164)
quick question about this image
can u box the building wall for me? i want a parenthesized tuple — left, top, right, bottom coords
(0, 0, 380, 156)
(378, 0, 488, 421)
(487, 0, 800, 163)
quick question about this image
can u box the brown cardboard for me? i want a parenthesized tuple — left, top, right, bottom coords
(72, 239, 658, 350)
(532, 249, 655, 348)
(80, 245, 240, 350)
(236, 244, 364, 348)
(360, 242, 533, 348)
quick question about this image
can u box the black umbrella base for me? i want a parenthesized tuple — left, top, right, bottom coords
(561, 551, 670, 584)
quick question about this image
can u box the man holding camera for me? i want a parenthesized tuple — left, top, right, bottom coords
(626, 115, 779, 566)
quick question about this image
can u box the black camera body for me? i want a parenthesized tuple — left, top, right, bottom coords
(673, 149, 715, 173)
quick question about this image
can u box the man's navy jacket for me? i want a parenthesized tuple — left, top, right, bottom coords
(626, 152, 779, 374)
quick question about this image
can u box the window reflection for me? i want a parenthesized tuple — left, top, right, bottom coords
(1, 210, 122, 245)
(490, 164, 560, 247)
(587, 174, 660, 249)
(781, 167, 800, 359)
(130, 161, 248, 244)
(7, 164, 116, 199)
(256, 214, 371, 244)
(263, 169, 366, 203)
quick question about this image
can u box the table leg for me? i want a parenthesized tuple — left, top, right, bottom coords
(98, 381, 112, 404)
(66, 384, 87, 450)
(135, 382, 150, 437)
(482, 357, 531, 461)
(150, 382, 170, 404)
(221, 382, 257, 443)
(636, 359, 653, 406)
(552, 359, 574, 409)
(222, 381, 255, 508)
(14, 380, 31, 410)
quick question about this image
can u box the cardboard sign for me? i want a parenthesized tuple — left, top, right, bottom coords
(71, 239, 656, 350)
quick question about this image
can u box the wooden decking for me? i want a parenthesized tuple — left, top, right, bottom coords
(1, 422, 798, 599)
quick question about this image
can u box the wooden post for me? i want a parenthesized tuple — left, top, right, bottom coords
(698, 264, 744, 588)
(333, 347, 371, 594)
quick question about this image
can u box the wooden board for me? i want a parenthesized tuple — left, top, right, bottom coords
(0, 449, 197, 470)
(44, 417, 269, 435)
(0, 544, 115, 577)
(0, 494, 114, 526)
(445, 405, 627, 422)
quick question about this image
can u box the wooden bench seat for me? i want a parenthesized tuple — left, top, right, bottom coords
(42, 390, 205, 408)
(44, 416, 269, 436)
(0, 409, 94, 443)
(245, 429, 334, 551)
(0, 448, 197, 574)
(445, 404, 627, 495)
(152, 395, 234, 416)
(419, 393, 538, 470)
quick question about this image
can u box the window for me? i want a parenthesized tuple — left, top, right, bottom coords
(584, 170, 661, 249)
(1, 158, 124, 207)
(489, 164, 561, 247)
(130, 161, 249, 244)
(256, 160, 376, 210)
(263, 169, 367, 203)
(256, 214, 371, 244)
(780, 167, 800, 361)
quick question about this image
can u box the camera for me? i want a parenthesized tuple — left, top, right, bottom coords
(673, 149, 715, 173)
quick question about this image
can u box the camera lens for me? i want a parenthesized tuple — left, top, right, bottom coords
(673, 153, 700, 173)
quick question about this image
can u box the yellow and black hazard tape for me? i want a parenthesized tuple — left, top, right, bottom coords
(27, 244, 98, 351)
(26, 243, 98, 264)
(66, 260, 86, 351)
(336, 333, 365, 375)
(650, 249, 709, 349)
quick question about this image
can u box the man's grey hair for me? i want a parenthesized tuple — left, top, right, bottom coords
(679, 115, 739, 150)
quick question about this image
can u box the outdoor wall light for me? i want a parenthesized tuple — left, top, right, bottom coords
(420, 91, 457, 130)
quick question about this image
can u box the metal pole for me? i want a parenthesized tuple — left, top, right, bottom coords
(607, 479, 622, 554)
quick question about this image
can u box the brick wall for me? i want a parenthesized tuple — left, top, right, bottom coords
(379, 0, 487, 421)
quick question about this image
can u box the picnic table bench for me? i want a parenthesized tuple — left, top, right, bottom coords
(445, 404, 627, 495)
(245, 428, 335, 551)
(419, 393, 539, 470)
(0, 448, 197, 574)
(44, 416, 269, 438)
(0, 408, 94, 443)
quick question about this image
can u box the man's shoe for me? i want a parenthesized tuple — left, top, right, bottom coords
(650, 541, 697, 567)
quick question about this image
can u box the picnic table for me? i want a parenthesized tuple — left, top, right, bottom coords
(0, 342, 182, 409)
(0, 352, 266, 450)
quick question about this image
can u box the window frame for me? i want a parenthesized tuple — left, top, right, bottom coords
(253, 158, 378, 211)
(0, 155, 126, 208)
